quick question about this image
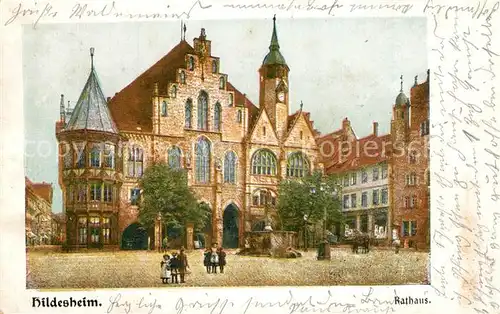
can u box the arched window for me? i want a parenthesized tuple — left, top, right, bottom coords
(180, 71, 186, 84)
(286, 152, 310, 177)
(195, 137, 211, 183)
(171, 85, 177, 98)
(237, 110, 242, 123)
(214, 102, 221, 132)
(224, 151, 237, 184)
(90, 145, 101, 168)
(197, 91, 208, 130)
(185, 99, 192, 128)
(188, 56, 195, 71)
(251, 149, 277, 175)
(161, 101, 167, 117)
(212, 60, 218, 73)
(219, 76, 225, 89)
(128, 146, 144, 177)
(229, 93, 233, 106)
(168, 146, 182, 169)
(252, 189, 276, 206)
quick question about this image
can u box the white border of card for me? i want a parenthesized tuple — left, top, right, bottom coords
(1, 0, 499, 313)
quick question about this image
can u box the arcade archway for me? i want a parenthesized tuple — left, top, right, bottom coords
(121, 223, 148, 250)
(222, 204, 239, 248)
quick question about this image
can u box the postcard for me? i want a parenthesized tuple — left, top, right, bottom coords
(1, 0, 499, 313)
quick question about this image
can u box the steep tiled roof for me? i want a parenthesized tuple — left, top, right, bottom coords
(323, 134, 392, 174)
(25, 177, 53, 205)
(65, 58, 118, 133)
(108, 40, 195, 132)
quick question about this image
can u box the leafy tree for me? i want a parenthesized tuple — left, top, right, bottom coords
(137, 162, 211, 232)
(276, 170, 343, 233)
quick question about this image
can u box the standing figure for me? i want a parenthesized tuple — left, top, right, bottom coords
(217, 247, 227, 274)
(203, 248, 212, 273)
(170, 252, 179, 283)
(178, 248, 190, 283)
(210, 243, 219, 274)
(160, 254, 171, 284)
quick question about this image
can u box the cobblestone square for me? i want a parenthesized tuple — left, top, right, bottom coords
(26, 249, 429, 289)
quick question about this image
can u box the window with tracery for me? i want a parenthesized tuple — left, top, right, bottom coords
(128, 146, 144, 177)
(214, 102, 221, 132)
(195, 137, 211, 183)
(224, 151, 237, 184)
(185, 99, 192, 128)
(168, 146, 182, 169)
(251, 149, 277, 175)
(286, 152, 309, 177)
(252, 189, 276, 206)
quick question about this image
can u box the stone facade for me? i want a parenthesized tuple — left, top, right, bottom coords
(56, 19, 324, 250)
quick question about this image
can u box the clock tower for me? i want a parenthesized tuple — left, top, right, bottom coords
(259, 16, 290, 140)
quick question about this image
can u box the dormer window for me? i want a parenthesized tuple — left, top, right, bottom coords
(180, 71, 186, 84)
(171, 85, 177, 98)
(212, 60, 218, 73)
(219, 76, 225, 90)
(188, 56, 195, 71)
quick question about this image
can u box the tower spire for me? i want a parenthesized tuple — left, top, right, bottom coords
(60, 94, 65, 123)
(270, 14, 279, 51)
(90, 47, 95, 70)
(400, 74, 403, 92)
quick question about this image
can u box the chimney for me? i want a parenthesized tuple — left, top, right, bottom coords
(373, 122, 379, 136)
(59, 94, 65, 123)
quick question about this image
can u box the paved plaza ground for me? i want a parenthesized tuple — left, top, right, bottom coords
(26, 248, 429, 289)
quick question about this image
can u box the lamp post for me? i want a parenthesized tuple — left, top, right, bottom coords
(156, 212, 162, 252)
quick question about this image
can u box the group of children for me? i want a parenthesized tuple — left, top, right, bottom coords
(160, 248, 190, 284)
(203, 245, 227, 274)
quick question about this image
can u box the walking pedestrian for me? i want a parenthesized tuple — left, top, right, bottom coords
(178, 248, 190, 283)
(203, 248, 211, 273)
(217, 247, 226, 274)
(170, 252, 179, 283)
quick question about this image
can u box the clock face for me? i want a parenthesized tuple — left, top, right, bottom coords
(278, 92, 285, 102)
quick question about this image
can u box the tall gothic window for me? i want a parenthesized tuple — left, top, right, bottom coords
(229, 93, 234, 106)
(102, 217, 111, 244)
(286, 152, 310, 177)
(251, 149, 277, 175)
(214, 102, 221, 132)
(90, 145, 101, 168)
(128, 146, 144, 177)
(180, 71, 186, 84)
(195, 137, 211, 183)
(90, 182, 102, 201)
(219, 77, 225, 89)
(212, 60, 218, 73)
(237, 110, 242, 123)
(197, 92, 209, 130)
(185, 99, 192, 128)
(103, 183, 113, 203)
(161, 101, 167, 117)
(188, 56, 195, 71)
(171, 85, 177, 98)
(224, 151, 237, 184)
(168, 146, 182, 169)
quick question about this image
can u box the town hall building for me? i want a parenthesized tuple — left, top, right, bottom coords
(55, 18, 324, 250)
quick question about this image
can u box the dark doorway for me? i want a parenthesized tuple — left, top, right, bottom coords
(223, 204, 239, 248)
(121, 223, 148, 250)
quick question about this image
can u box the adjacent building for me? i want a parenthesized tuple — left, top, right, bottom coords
(55, 18, 324, 250)
(317, 120, 391, 241)
(25, 177, 60, 245)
